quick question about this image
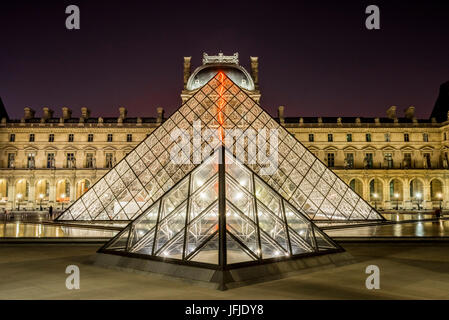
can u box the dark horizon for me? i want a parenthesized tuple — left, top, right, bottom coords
(1, 0, 448, 120)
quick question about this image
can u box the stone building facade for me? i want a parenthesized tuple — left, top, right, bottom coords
(0, 54, 448, 211)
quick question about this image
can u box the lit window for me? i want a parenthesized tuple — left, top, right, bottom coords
(47, 153, 55, 168)
(7, 153, 15, 168)
(105, 153, 114, 168)
(385, 133, 390, 142)
(423, 133, 429, 142)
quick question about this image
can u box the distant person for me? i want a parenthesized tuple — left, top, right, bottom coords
(49, 206, 53, 220)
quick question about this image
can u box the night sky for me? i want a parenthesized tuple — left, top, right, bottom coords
(1, 0, 448, 120)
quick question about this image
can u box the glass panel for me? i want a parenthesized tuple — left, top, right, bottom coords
(185, 203, 218, 257)
(226, 202, 259, 256)
(188, 232, 219, 265)
(226, 232, 257, 264)
(289, 228, 315, 255)
(255, 177, 282, 218)
(159, 178, 189, 221)
(154, 202, 187, 253)
(189, 175, 218, 221)
(284, 202, 315, 249)
(191, 151, 219, 192)
(225, 153, 252, 192)
(105, 228, 130, 251)
(225, 176, 255, 221)
(128, 200, 160, 249)
(259, 232, 288, 259)
(313, 226, 337, 251)
(256, 201, 288, 251)
(131, 229, 156, 255)
(156, 232, 184, 260)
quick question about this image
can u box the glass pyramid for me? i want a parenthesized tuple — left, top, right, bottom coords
(99, 148, 341, 267)
(56, 72, 384, 222)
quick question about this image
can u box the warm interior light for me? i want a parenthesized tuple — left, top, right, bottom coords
(17, 193, 22, 199)
(437, 193, 442, 199)
(394, 193, 399, 199)
(39, 193, 44, 199)
(415, 192, 421, 199)
(373, 193, 378, 199)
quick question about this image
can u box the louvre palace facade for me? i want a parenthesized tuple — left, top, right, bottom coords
(0, 53, 448, 212)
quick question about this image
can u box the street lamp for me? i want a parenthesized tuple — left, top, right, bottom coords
(416, 192, 422, 210)
(372, 193, 378, 210)
(437, 192, 443, 210)
(394, 193, 400, 210)
(39, 193, 44, 211)
(17, 193, 23, 210)
(61, 193, 66, 210)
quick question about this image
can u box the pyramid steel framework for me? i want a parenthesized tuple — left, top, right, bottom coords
(56, 72, 384, 223)
(96, 147, 346, 289)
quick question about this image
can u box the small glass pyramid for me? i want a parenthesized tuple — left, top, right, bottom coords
(57, 72, 384, 222)
(99, 148, 342, 267)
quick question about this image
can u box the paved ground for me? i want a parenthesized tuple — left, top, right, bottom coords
(1, 243, 449, 299)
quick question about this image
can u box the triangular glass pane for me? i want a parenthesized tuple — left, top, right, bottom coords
(226, 232, 257, 264)
(313, 226, 338, 251)
(225, 153, 252, 192)
(159, 178, 189, 221)
(189, 175, 218, 222)
(188, 232, 219, 265)
(288, 228, 315, 255)
(128, 200, 160, 248)
(226, 201, 259, 256)
(225, 175, 255, 222)
(259, 232, 289, 259)
(154, 202, 187, 253)
(255, 177, 282, 219)
(284, 201, 315, 249)
(104, 228, 130, 251)
(185, 202, 218, 257)
(191, 150, 219, 192)
(156, 232, 184, 259)
(256, 201, 289, 252)
(130, 229, 156, 254)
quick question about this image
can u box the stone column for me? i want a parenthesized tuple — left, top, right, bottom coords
(403, 179, 411, 210)
(382, 179, 390, 209)
(8, 181, 15, 210)
(49, 179, 56, 207)
(28, 179, 36, 210)
(423, 181, 431, 210)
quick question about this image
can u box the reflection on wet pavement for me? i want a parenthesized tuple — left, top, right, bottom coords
(0, 222, 118, 238)
(325, 219, 449, 238)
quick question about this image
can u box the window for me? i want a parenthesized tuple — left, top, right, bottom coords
(327, 134, 333, 142)
(404, 133, 409, 142)
(365, 133, 371, 142)
(68, 134, 74, 142)
(86, 153, 94, 168)
(384, 133, 390, 142)
(346, 134, 352, 142)
(345, 153, 354, 169)
(9, 134, 15, 142)
(423, 133, 429, 142)
(445, 132, 447, 141)
(384, 153, 393, 169)
(127, 134, 133, 142)
(107, 134, 113, 142)
(27, 153, 35, 168)
(7, 153, 15, 168)
(47, 153, 55, 168)
(326, 153, 335, 167)
(29, 133, 35, 142)
(364, 153, 373, 168)
(403, 153, 412, 168)
(308, 134, 314, 142)
(87, 134, 94, 142)
(105, 153, 114, 168)
(48, 134, 54, 142)
(67, 153, 75, 168)
(423, 153, 431, 168)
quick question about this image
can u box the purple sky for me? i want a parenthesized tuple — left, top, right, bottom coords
(1, 0, 448, 120)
